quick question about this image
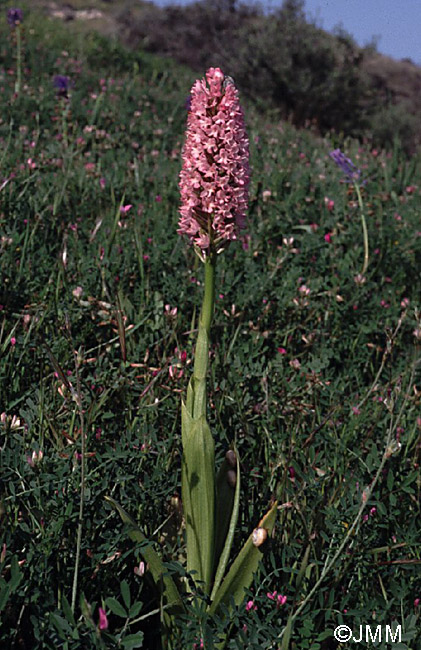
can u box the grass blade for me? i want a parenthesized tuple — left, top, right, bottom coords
(104, 496, 184, 610)
(211, 448, 240, 601)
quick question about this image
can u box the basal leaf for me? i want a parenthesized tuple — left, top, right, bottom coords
(181, 404, 215, 593)
(208, 501, 277, 615)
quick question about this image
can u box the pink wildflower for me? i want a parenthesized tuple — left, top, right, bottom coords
(324, 197, 335, 211)
(245, 600, 257, 612)
(134, 561, 145, 576)
(27, 450, 43, 467)
(178, 68, 249, 256)
(98, 607, 108, 630)
(267, 591, 287, 607)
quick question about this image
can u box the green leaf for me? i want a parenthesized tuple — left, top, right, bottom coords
(208, 501, 277, 615)
(105, 597, 127, 618)
(295, 544, 311, 591)
(181, 404, 215, 593)
(104, 496, 183, 611)
(0, 556, 23, 613)
(50, 613, 72, 639)
(211, 447, 241, 601)
(121, 633, 144, 649)
(0, 582, 11, 613)
(128, 601, 143, 618)
(120, 580, 131, 611)
(280, 615, 293, 650)
(80, 594, 92, 621)
(317, 630, 333, 642)
(62, 594, 77, 628)
(10, 555, 23, 591)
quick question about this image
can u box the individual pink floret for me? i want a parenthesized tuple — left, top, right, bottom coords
(178, 68, 249, 256)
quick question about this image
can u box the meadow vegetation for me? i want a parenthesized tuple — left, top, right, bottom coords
(0, 4, 420, 649)
(116, 0, 421, 153)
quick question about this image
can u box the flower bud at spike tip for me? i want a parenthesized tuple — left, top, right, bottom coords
(178, 68, 250, 257)
(225, 449, 237, 468)
(252, 527, 268, 547)
(7, 8, 23, 26)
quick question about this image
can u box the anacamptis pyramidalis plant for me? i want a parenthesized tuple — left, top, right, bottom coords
(107, 67, 277, 648)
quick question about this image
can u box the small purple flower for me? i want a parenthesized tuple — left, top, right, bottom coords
(53, 75, 72, 98)
(7, 8, 23, 26)
(329, 149, 361, 182)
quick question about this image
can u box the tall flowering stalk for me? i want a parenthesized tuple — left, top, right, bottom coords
(179, 67, 251, 593)
(7, 8, 23, 95)
(329, 148, 369, 274)
(106, 68, 276, 647)
(53, 75, 73, 147)
(178, 68, 250, 424)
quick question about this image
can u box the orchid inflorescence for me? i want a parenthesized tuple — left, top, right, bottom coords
(178, 67, 250, 258)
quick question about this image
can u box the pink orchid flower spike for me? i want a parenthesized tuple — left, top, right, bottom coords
(178, 68, 249, 258)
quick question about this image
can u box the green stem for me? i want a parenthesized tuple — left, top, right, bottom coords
(71, 351, 85, 614)
(198, 255, 215, 345)
(15, 26, 21, 95)
(191, 254, 216, 419)
(355, 183, 369, 275)
(62, 100, 69, 148)
(182, 253, 217, 593)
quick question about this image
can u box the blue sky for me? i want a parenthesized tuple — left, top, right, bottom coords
(151, 0, 421, 65)
(303, 0, 421, 64)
